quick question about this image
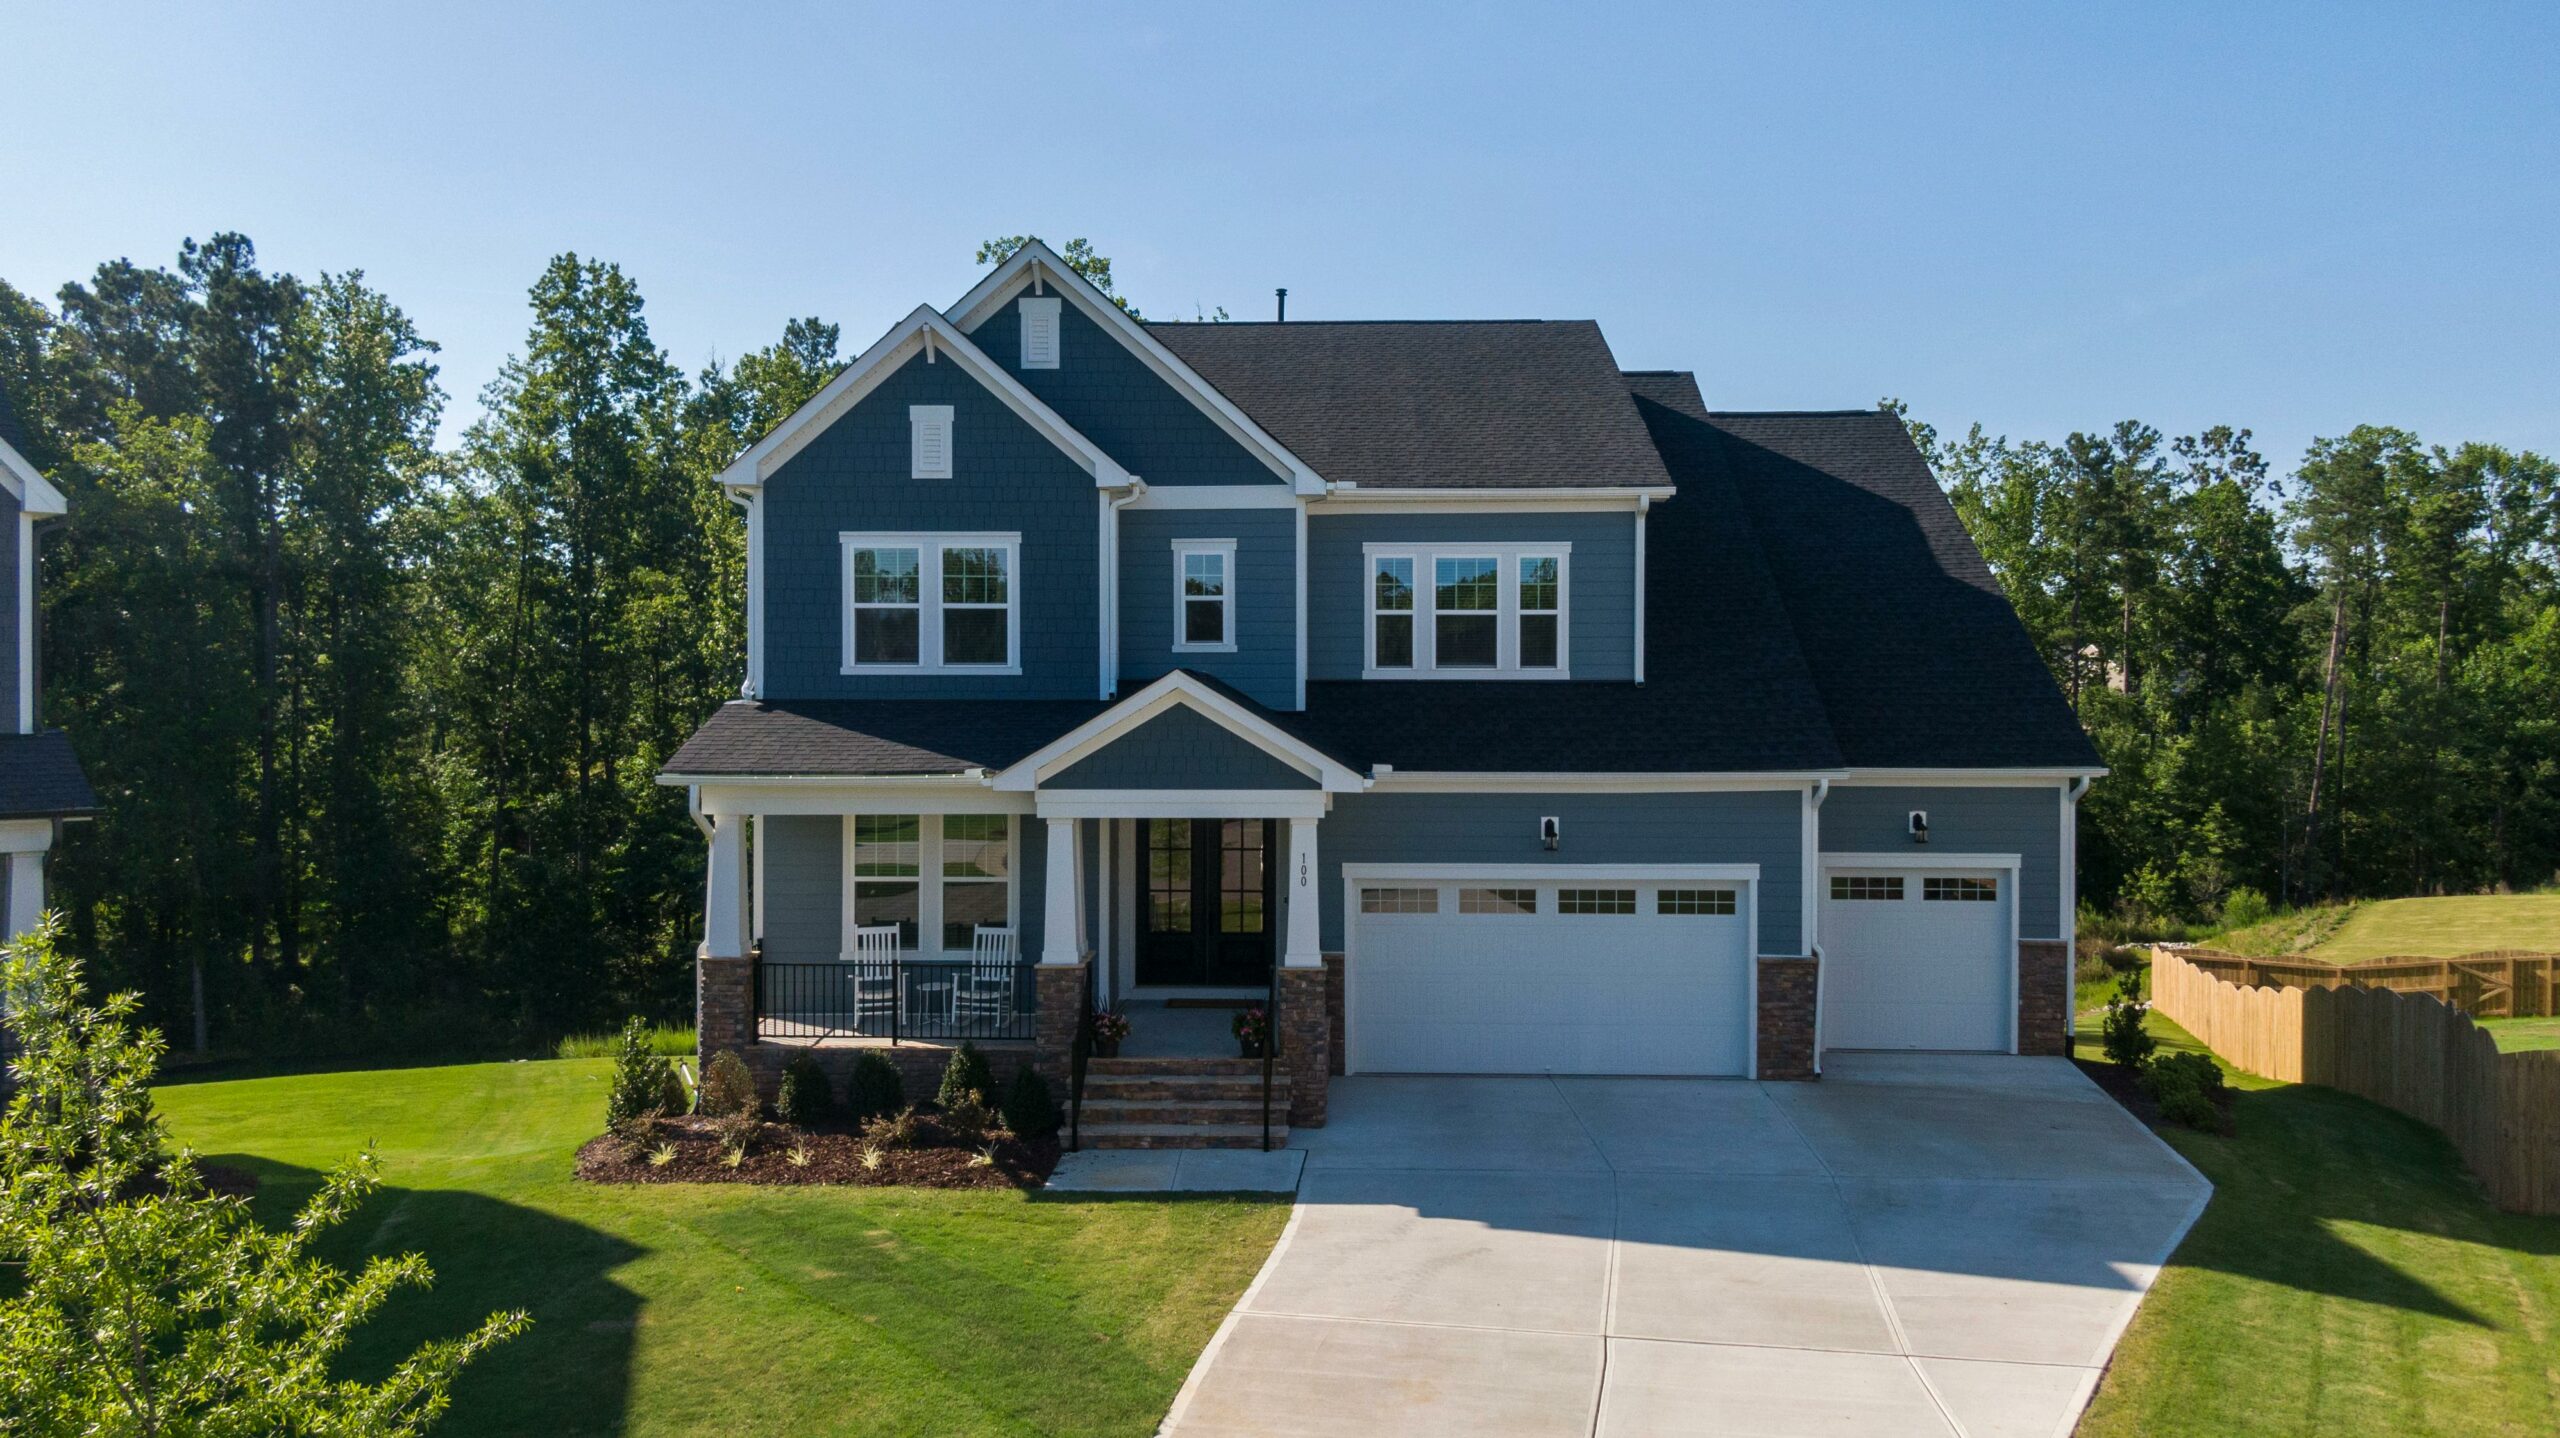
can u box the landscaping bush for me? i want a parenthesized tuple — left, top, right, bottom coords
(2219, 886, 2274, 932)
(1001, 1065, 1058, 1138)
(844, 1051, 905, 1124)
(605, 1016, 687, 1129)
(698, 1049, 758, 1118)
(937, 1041, 997, 1111)
(2157, 1085, 2220, 1130)
(776, 1051, 833, 1127)
(941, 1099, 996, 1144)
(714, 1108, 760, 1161)
(2100, 973, 2157, 1070)
(2138, 1050, 2229, 1132)
(861, 1107, 923, 1150)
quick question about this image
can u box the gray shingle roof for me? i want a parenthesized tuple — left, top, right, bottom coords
(664, 698, 1114, 776)
(1146, 320, 1674, 491)
(0, 731, 97, 818)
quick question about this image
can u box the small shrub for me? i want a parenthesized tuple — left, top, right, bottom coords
(715, 1108, 760, 1161)
(699, 1050, 758, 1118)
(862, 1107, 923, 1151)
(605, 1016, 687, 1129)
(970, 1145, 998, 1169)
(937, 1042, 997, 1111)
(941, 1099, 995, 1144)
(2140, 1051, 2227, 1101)
(647, 1142, 676, 1168)
(2158, 1085, 2221, 1130)
(2100, 972, 2156, 1070)
(787, 1144, 813, 1169)
(776, 1051, 833, 1127)
(2220, 886, 2273, 932)
(845, 1051, 905, 1123)
(1002, 1065, 1059, 1138)
(859, 1143, 886, 1172)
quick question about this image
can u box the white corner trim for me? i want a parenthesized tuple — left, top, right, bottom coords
(949, 241, 1323, 491)
(1820, 851, 2023, 872)
(0, 436, 67, 516)
(1170, 538, 1239, 654)
(1294, 502, 1309, 712)
(1633, 494, 1649, 685)
(718, 305, 1130, 490)
(991, 671, 1364, 793)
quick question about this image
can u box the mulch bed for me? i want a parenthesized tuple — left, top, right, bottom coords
(574, 1113, 1060, 1190)
(2074, 1057, 2236, 1134)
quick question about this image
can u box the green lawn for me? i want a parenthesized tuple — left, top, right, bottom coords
(2310, 893, 2560, 962)
(2479, 1016, 2560, 1054)
(153, 1059, 1288, 1437)
(2072, 1015, 2560, 1437)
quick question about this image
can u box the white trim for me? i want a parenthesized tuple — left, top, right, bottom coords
(1124, 484, 1301, 510)
(1170, 538, 1238, 654)
(689, 780, 1027, 818)
(0, 817, 55, 852)
(1017, 295, 1061, 370)
(718, 305, 1131, 489)
(1310, 485, 1673, 515)
(1293, 502, 1309, 711)
(1365, 771, 1840, 793)
(1633, 495, 1649, 685)
(1820, 851, 2024, 871)
(16, 514, 34, 731)
(1361, 542, 1571, 680)
(735, 487, 765, 698)
(1038, 789, 1328, 820)
(1837, 768, 2108, 786)
(950, 241, 1322, 491)
(2063, 776, 2090, 974)
(0, 435, 68, 516)
(908, 404, 954, 479)
(839, 532, 1022, 676)
(992, 670, 1365, 793)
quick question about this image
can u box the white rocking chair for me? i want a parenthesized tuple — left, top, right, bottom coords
(955, 926, 1017, 1032)
(849, 925, 902, 1034)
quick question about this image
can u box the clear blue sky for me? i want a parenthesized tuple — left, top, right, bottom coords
(6, 2, 2555, 469)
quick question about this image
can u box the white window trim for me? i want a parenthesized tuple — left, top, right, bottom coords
(841, 812, 1022, 959)
(1018, 296, 1062, 370)
(840, 532, 1023, 676)
(909, 404, 954, 479)
(1361, 542, 1571, 679)
(1171, 538, 1238, 654)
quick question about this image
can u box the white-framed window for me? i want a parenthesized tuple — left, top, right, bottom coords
(841, 533, 1020, 674)
(1018, 296, 1061, 370)
(847, 812, 1018, 954)
(909, 405, 953, 479)
(1172, 539, 1236, 652)
(1364, 543, 1570, 678)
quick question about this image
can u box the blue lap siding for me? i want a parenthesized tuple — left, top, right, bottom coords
(1116, 507, 1298, 707)
(1305, 511, 1638, 680)
(1819, 785, 2064, 939)
(759, 815, 843, 961)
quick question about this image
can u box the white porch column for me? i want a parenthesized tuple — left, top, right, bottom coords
(1042, 817, 1084, 966)
(7, 850, 46, 941)
(1284, 816, 1322, 968)
(700, 814, 748, 958)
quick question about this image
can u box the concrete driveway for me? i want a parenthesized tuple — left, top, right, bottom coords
(1159, 1055, 2209, 1438)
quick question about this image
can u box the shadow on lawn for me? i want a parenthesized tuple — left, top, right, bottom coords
(207, 1156, 644, 1438)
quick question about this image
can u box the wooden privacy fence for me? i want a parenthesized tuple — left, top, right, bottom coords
(2176, 947, 2558, 1018)
(2152, 948, 2560, 1216)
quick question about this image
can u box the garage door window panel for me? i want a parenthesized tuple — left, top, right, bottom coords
(1361, 886, 1439, 914)
(1831, 875, 1904, 901)
(1658, 888, 1737, 915)
(1459, 887, 1539, 915)
(1557, 888, 1636, 915)
(1924, 876, 1999, 902)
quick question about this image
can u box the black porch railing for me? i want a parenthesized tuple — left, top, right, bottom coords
(755, 957, 1036, 1043)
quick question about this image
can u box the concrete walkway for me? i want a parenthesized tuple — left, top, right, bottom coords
(1160, 1055, 2209, 1438)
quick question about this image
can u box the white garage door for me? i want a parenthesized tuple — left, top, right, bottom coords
(1820, 867, 2013, 1051)
(1347, 875, 1753, 1076)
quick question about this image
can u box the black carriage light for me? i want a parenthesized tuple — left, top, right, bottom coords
(1541, 815, 1561, 851)
(1909, 810, 1930, 845)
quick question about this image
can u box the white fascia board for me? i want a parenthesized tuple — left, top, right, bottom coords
(717, 305, 1131, 490)
(1366, 771, 1846, 793)
(1340, 862, 1759, 882)
(0, 437, 67, 516)
(1124, 484, 1302, 510)
(1035, 790, 1329, 820)
(685, 779, 1032, 818)
(948, 241, 1323, 492)
(1309, 485, 1674, 515)
(1836, 767, 2109, 787)
(991, 671, 1363, 793)
(1820, 851, 2023, 871)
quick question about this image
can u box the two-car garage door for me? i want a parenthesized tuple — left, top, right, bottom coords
(1346, 872, 1753, 1076)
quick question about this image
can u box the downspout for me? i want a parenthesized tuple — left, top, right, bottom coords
(1807, 777, 1831, 1075)
(1633, 495, 1650, 685)
(2063, 776, 2092, 1010)
(725, 486, 761, 699)
(688, 784, 712, 840)
(1101, 478, 1148, 698)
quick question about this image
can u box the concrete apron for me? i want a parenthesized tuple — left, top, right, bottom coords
(1159, 1055, 2210, 1438)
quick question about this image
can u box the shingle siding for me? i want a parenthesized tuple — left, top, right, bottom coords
(1317, 789, 1803, 953)
(759, 815, 842, 961)
(1819, 785, 2065, 940)
(1305, 511, 1636, 681)
(1047, 706, 1316, 790)
(759, 351, 1100, 700)
(966, 292, 1280, 485)
(1117, 507, 1297, 707)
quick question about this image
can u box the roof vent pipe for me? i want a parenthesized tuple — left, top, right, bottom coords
(1275, 287, 1287, 322)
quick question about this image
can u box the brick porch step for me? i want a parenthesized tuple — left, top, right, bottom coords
(1086, 1056, 1272, 1078)
(1082, 1074, 1290, 1103)
(1078, 1096, 1290, 1126)
(1077, 1121, 1291, 1150)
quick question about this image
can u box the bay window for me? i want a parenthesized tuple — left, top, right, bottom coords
(1365, 543, 1570, 677)
(841, 533, 1020, 674)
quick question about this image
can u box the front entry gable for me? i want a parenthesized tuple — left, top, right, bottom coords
(1045, 705, 1316, 790)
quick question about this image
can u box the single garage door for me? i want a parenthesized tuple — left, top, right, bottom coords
(1347, 875, 1753, 1075)
(1820, 866, 2013, 1051)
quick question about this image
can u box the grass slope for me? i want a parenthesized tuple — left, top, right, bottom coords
(2073, 1016, 2560, 1437)
(154, 1059, 1288, 1437)
(2312, 893, 2560, 962)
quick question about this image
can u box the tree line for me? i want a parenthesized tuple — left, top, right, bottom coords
(1895, 405, 2560, 927)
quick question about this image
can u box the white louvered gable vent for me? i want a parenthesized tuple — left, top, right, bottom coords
(910, 405, 954, 479)
(1018, 296, 1061, 370)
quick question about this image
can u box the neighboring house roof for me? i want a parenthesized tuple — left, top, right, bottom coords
(0, 731, 98, 818)
(1147, 320, 1675, 493)
(1700, 402, 2104, 770)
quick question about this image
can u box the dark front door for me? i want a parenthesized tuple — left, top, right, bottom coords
(1138, 818, 1277, 987)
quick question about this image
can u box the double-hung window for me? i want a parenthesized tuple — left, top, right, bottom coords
(1366, 543, 1570, 677)
(841, 533, 1020, 674)
(849, 813, 1015, 953)
(1172, 539, 1236, 652)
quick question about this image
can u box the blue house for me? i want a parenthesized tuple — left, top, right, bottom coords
(663, 242, 2101, 1143)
